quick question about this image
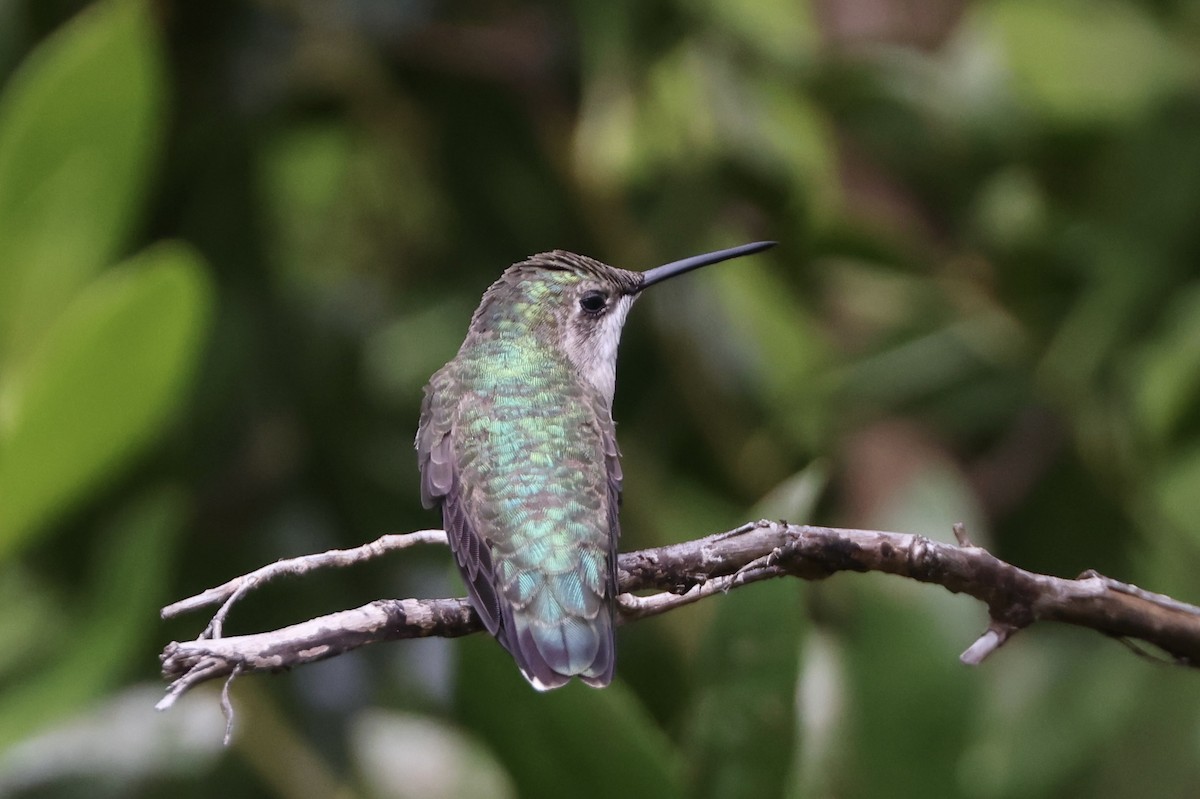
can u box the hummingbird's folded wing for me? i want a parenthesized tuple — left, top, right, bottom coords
(416, 374, 504, 635)
(592, 397, 622, 602)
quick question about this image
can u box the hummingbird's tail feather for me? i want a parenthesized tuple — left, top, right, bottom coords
(500, 599, 615, 691)
(578, 623, 615, 688)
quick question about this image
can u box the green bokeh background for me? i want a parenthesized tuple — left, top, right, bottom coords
(1, 0, 1199, 796)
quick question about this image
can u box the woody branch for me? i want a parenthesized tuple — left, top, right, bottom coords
(158, 520, 1200, 710)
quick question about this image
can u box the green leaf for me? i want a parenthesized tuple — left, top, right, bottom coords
(682, 579, 807, 799)
(750, 461, 827, 523)
(455, 635, 683, 798)
(957, 638, 1161, 797)
(838, 581, 979, 799)
(0, 563, 64, 680)
(1154, 443, 1200, 547)
(0, 243, 213, 555)
(0, 486, 186, 751)
(0, 0, 163, 366)
(708, 260, 830, 450)
(980, 0, 1189, 127)
(1130, 285, 1200, 446)
(682, 0, 818, 68)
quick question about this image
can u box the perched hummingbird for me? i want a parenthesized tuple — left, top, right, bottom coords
(416, 241, 776, 689)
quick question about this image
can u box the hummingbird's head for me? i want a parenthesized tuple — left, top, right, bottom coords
(468, 241, 776, 403)
(469, 252, 642, 403)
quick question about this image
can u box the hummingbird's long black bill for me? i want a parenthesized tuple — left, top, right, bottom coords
(639, 240, 777, 290)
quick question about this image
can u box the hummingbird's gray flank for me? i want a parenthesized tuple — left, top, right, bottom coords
(416, 241, 776, 689)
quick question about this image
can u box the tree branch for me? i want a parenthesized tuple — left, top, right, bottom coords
(158, 520, 1200, 710)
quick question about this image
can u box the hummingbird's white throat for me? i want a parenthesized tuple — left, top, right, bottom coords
(563, 293, 636, 404)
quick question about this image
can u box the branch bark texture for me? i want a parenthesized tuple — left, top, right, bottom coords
(159, 521, 1200, 709)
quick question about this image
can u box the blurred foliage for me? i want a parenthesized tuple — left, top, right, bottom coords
(1, 0, 1199, 797)
(0, 0, 211, 769)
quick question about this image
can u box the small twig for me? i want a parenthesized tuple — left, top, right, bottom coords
(221, 664, 242, 745)
(156, 656, 227, 711)
(1109, 636, 1181, 667)
(619, 558, 790, 620)
(161, 530, 448, 626)
(959, 622, 1018, 665)
(159, 521, 1200, 707)
(1078, 569, 1200, 618)
(204, 579, 258, 640)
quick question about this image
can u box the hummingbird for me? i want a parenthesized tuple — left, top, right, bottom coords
(416, 241, 776, 689)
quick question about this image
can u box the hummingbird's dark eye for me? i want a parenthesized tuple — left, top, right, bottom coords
(579, 291, 607, 314)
